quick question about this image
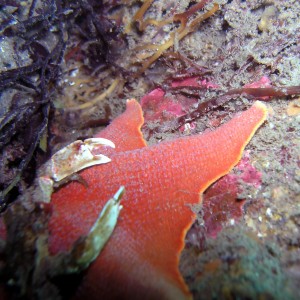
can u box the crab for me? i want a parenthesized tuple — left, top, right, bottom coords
(36, 137, 115, 203)
(0, 137, 125, 298)
(32, 138, 125, 276)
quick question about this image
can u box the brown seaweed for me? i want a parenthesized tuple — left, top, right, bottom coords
(173, 85, 300, 130)
(0, 0, 124, 210)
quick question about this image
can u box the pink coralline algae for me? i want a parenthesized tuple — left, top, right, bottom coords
(186, 153, 262, 249)
(140, 88, 187, 122)
(141, 76, 218, 131)
(203, 153, 262, 235)
(170, 77, 219, 89)
(244, 76, 272, 100)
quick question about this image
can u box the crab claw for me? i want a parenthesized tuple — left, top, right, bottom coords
(31, 187, 125, 286)
(84, 137, 115, 149)
(46, 138, 115, 182)
(64, 186, 125, 273)
(36, 138, 115, 203)
(82, 138, 116, 166)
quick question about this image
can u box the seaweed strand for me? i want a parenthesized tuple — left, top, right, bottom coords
(173, 85, 300, 130)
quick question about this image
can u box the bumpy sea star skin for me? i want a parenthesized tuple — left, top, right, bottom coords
(49, 99, 267, 299)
